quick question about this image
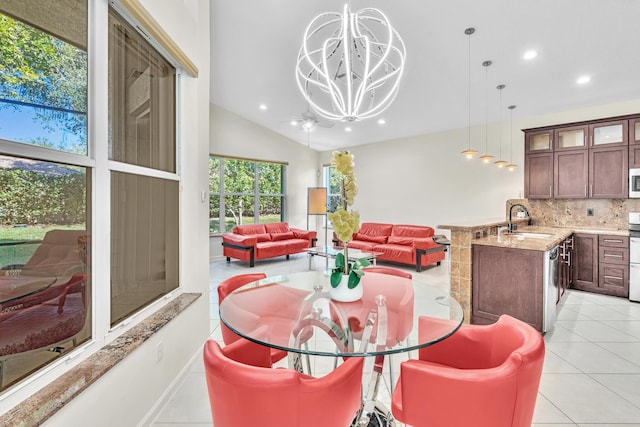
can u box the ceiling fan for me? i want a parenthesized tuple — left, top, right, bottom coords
(290, 108, 335, 132)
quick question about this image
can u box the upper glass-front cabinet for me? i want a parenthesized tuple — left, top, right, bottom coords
(629, 117, 640, 145)
(525, 129, 553, 153)
(554, 125, 587, 151)
(590, 120, 628, 147)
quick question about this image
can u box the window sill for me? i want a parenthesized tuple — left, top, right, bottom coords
(0, 292, 201, 426)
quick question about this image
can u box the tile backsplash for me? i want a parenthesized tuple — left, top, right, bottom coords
(506, 198, 640, 230)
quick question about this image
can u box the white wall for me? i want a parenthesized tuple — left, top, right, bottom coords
(209, 105, 320, 258)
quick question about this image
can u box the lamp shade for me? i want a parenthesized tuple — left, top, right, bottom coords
(307, 187, 327, 215)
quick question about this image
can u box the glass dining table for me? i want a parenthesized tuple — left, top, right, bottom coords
(219, 270, 464, 427)
(0, 274, 58, 309)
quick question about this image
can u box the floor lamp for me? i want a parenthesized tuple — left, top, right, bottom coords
(307, 187, 327, 249)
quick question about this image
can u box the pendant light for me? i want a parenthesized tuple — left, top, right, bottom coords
(506, 105, 518, 171)
(461, 28, 478, 159)
(494, 84, 508, 168)
(478, 60, 494, 163)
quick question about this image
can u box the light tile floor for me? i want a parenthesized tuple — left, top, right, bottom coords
(151, 254, 640, 427)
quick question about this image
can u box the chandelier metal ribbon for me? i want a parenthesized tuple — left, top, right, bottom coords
(295, 4, 406, 122)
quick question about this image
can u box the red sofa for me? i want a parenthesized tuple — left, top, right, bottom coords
(336, 222, 446, 272)
(222, 222, 317, 267)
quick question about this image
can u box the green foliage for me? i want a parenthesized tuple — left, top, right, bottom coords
(209, 157, 284, 229)
(0, 13, 88, 153)
(0, 169, 86, 225)
(330, 252, 371, 288)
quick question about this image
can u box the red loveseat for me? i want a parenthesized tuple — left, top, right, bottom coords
(336, 222, 446, 272)
(222, 222, 317, 267)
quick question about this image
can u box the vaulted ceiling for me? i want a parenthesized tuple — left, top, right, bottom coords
(210, 0, 640, 151)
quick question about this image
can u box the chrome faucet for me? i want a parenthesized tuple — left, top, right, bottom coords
(508, 203, 530, 233)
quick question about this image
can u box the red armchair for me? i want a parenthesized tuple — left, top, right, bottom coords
(392, 314, 545, 427)
(203, 339, 364, 427)
(217, 273, 287, 364)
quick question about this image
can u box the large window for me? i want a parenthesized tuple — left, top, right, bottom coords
(209, 156, 285, 233)
(0, 3, 90, 391)
(108, 7, 178, 326)
(324, 165, 341, 213)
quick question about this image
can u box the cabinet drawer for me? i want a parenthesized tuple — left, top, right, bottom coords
(598, 246, 629, 265)
(599, 235, 629, 248)
(598, 264, 629, 297)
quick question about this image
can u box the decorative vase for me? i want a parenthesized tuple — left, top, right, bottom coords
(329, 274, 363, 302)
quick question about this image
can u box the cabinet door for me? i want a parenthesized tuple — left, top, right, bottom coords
(630, 117, 640, 145)
(589, 146, 628, 198)
(590, 120, 628, 147)
(572, 233, 598, 291)
(472, 245, 543, 331)
(554, 125, 587, 151)
(525, 152, 553, 199)
(554, 149, 588, 198)
(629, 118, 640, 167)
(525, 129, 553, 153)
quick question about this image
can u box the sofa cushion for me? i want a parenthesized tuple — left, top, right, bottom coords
(271, 231, 294, 241)
(264, 222, 290, 234)
(347, 240, 378, 252)
(256, 233, 272, 242)
(391, 224, 434, 239)
(387, 235, 414, 246)
(354, 233, 388, 244)
(376, 244, 414, 265)
(233, 224, 267, 235)
(359, 222, 393, 238)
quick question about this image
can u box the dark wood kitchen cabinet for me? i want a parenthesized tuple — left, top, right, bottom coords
(525, 114, 634, 199)
(524, 152, 553, 199)
(472, 245, 543, 332)
(572, 233, 629, 297)
(572, 233, 598, 291)
(598, 235, 629, 297)
(629, 117, 640, 167)
(589, 146, 628, 198)
(554, 149, 588, 198)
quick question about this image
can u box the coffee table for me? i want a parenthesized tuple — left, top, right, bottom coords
(306, 245, 383, 270)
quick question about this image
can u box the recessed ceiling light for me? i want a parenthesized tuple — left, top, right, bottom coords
(345, 127, 352, 132)
(576, 75, 591, 85)
(259, 104, 267, 110)
(377, 118, 386, 125)
(523, 50, 538, 60)
(290, 120, 297, 126)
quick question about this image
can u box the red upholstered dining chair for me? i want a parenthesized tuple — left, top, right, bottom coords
(203, 338, 364, 427)
(391, 314, 545, 427)
(362, 266, 412, 279)
(217, 273, 288, 363)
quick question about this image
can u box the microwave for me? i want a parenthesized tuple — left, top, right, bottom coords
(631, 168, 640, 198)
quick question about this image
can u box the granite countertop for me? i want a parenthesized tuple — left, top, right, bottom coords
(473, 225, 629, 251)
(439, 217, 530, 231)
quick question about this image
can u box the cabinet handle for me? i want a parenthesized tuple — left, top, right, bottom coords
(604, 275, 623, 280)
(567, 251, 571, 267)
(549, 185, 552, 197)
(590, 184, 593, 197)
(605, 254, 624, 258)
(604, 239, 623, 243)
(584, 185, 587, 197)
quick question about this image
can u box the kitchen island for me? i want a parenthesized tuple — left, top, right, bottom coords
(439, 219, 627, 332)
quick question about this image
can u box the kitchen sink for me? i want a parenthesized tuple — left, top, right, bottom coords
(507, 231, 555, 239)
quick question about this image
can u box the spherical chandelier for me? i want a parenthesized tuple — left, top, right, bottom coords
(295, 4, 406, 122)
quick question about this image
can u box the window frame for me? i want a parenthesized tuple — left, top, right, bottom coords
(209, 155, 286, 235)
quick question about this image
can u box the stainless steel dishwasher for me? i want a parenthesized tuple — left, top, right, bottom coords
(543, 246, 559, 332)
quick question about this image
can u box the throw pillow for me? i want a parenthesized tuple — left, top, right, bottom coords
(354, 233, 387, 244)
(271, 231, 295, 241)
(388, 235, 414, 245)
